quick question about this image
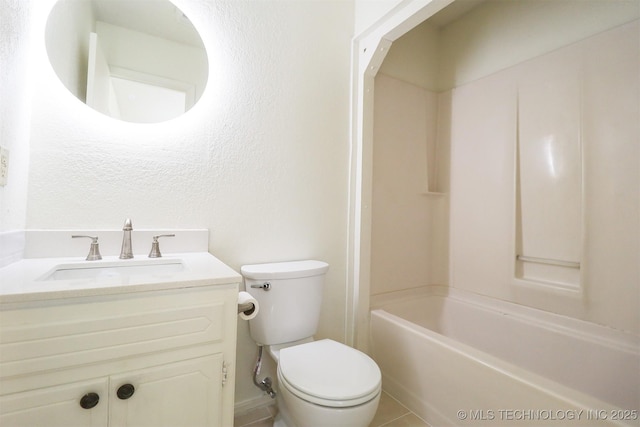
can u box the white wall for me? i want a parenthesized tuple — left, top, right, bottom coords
(44, 0, 93, 102)
(371, 75, 449, 295)
(378, 0, 640, 91)
(0, 0, 32, 232)
(354, 0, 404, 36)
(95, 21, 208, 103)
(10, 0, 354, 411)
(371, 1, 639, 334)
(448, 19, 639, 334)
(444, 2, 639, 336)
(438, 0, 640, 90)
(378, 21, 439, 90)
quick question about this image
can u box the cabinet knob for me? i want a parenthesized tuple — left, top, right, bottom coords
(79, 392, 100, 409)
(117, 383, 136, 400)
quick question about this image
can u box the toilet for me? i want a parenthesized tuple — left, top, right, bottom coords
(242, 260, 381, 427)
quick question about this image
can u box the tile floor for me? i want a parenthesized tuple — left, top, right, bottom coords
(234, 391, 430, 427)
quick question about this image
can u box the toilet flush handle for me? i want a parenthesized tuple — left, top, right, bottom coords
(250, 282, 271, 291)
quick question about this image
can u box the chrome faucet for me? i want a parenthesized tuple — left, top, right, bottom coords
(72, 235, 102, 261)
(119, 218, 134, 259)
(148, 234, 175, 258)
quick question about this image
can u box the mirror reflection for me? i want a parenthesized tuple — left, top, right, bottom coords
(45, 0, 209, 123)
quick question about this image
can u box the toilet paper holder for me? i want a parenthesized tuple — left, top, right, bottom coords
(238, 301, 256, 316)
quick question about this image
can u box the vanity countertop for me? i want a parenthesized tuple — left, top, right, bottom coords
(0, 252, 242, 304)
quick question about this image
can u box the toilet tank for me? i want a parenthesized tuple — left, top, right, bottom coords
(242, 260, 329, 345)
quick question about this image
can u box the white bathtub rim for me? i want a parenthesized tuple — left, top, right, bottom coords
(371, 308, 636, 425)
(371, 285, 639, 355)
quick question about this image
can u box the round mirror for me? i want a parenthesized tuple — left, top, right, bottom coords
(45, 0, 209, 123)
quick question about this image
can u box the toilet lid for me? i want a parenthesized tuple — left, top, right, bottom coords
(278, 339, 381, 407)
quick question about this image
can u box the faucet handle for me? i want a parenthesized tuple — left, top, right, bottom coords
(148, 234, 175, 258)
(72, 235, 102, 261)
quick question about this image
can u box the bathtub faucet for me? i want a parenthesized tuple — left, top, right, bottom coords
(119, 218, 134, 259)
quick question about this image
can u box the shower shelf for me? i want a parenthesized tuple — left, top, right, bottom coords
(517, 255, 580, 269)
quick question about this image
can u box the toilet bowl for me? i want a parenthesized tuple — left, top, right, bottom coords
(273, 339, 381, 427)
(241, 260, 382, 427)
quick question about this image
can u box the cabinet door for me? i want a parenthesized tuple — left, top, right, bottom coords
(0, 377, 108, 427)
(109, 354, 223, 427)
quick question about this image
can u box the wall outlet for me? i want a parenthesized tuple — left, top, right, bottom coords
(0, 146, 9, 186)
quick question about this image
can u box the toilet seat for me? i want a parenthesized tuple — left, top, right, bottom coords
(277, 339, 381, 408)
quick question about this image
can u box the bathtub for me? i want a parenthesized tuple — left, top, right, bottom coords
(370, 287, 639, 426)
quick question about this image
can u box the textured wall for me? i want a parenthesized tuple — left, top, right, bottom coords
(0, 0, 32, 231)
(22, 0, 354, 409)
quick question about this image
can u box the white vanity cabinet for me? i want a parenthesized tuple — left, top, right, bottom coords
(0, 377, 109, 427)
(0, 281, 240, 427)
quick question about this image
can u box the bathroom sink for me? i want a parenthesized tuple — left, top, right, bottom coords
(39, 258, 184, 281)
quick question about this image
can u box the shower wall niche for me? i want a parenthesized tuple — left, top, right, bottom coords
(370, 0, 639, 334)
